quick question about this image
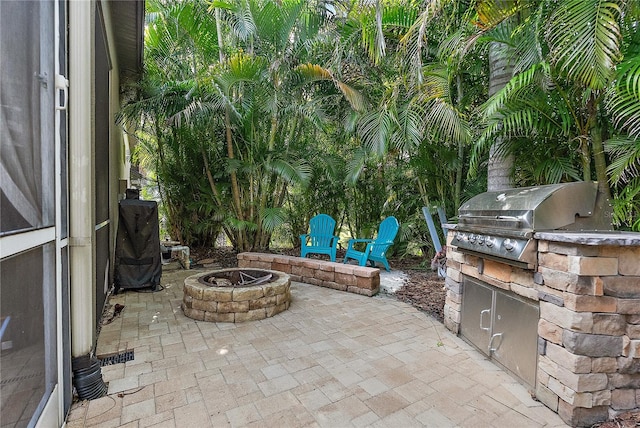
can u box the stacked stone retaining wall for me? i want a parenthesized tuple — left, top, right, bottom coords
(237, 252, 380, 296)
(444, 230, 640, 427)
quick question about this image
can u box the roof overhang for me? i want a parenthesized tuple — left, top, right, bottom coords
(109, 0, 145, 83)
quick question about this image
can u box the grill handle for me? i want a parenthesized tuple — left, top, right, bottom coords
(489, 333, 503, 353)
(480, 309, 491, 331)
(459, 214, 523, 222)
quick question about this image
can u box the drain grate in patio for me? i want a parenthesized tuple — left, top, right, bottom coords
(98, 349, 134, 366)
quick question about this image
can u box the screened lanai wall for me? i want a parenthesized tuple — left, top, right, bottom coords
(0, 0, 143, 426)
(0, 2, 64, 426)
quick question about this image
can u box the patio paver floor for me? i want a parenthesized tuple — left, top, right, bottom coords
(66, 262, 567, 427)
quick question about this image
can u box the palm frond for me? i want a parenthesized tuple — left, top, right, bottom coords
(294, 63, 366, 111)
(265, 158, 313, 186)
(374, 0, 387, 61)
(397, 1, 445, 80)
(344, 147, 369, 185)
(437, 27, 469, 63)
(499, 107, 538, 138)
(481, 18, 517, 47)
(357, 110, 394, 155)
(249, 0, 304, 51)
(532, 156, 581, 184)
(605, 137, 640, 184)
(295, 63, 333, 81)
(511, 1, 547, 74)
(546, 0, 622, 89)
(260, 207, 287, 233)
(390, 105, 423, 152)
(424, 98, 470, 145)
(320, 153, 347, 182)
(481, 62, 549, 118)
(216, 0, 257, 41)
(610, 177, 640, 231)
(348, 2, 418, 65)
(215, 53, 266, 94)
(606, 55, 640, 138)
(335, 81, 366, 112)
(171, 96, 227, 128)
(473, 0, 523, 30)
(300, 97, 332, 131)
(420, 65, 451, 102)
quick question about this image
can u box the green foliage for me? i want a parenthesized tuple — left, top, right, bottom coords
(546, 0, 622, 90)
(606, 137, 640, 231)
(607, 56, 640, 139)
(470, 0, 640, 230)
(610, 178, 640, 231)
(119, 0, 640, 255)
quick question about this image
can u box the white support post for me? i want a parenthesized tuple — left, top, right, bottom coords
(68, 0, 96, 357)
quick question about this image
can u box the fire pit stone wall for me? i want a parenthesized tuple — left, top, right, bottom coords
(237, 252, 380, 296)
(182, 269, 291, 323)
(444, 230, 640, 427)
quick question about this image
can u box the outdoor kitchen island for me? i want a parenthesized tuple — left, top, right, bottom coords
(443, 183, 640, 427)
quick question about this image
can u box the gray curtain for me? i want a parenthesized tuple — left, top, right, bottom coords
(0, 0, 54, 234)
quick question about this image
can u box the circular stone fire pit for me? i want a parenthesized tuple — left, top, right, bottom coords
(182, 268, 291, 323)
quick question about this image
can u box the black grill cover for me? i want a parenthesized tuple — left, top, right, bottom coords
(114, 199, 161, 293)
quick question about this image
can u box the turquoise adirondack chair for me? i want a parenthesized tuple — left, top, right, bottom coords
(343, 216, 399, 271)
(300, 214, 340, 262)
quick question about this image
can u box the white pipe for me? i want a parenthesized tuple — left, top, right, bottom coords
(68, 0, 96, 357)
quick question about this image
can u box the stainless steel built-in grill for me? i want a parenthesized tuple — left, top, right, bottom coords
(452, 181, 613, 269)
(454, 181, 613, 387)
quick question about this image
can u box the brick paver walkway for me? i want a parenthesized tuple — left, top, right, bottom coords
(66, 264, 567, 427)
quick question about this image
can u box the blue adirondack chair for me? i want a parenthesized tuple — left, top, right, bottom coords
(343, 216, 399, 271)
(300, 214, 340, 262)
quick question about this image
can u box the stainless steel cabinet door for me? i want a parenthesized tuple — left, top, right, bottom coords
(460, 278, 494, 355)
(492, 291, 539, 387)
(460, 276, 539, 387)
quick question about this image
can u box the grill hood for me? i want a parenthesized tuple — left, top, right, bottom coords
(457, 181, 613, 234)
(452, 182, 613, 269)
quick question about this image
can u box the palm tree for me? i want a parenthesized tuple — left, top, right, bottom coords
(468, 0, 640, 229)
(123, 0, 375, 250)
(333, 0, 479, 220)
(119, 0, 226, 244)
(475, 1, 524, 190)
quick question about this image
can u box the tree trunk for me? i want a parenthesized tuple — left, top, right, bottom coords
(591, 124, 612, 201)
(201, 145, 222, 206)
(455, 75, 464, 210)
(584, 93, 611, 198)
(487, 40, 515, 191)
(215, 7, 247, 250)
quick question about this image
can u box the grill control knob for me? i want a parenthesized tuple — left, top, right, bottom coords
(485, 237, 495, 248)
(477, 235, 485, 245)
(455, 232, 465, 242)
(503, 239, 516, 252)
(469, 234, 477, 244)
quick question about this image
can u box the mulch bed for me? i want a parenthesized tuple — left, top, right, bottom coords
(592, 412, 640, 428)
(394, 270, 446, 322)
(190, 246, 446, 322)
